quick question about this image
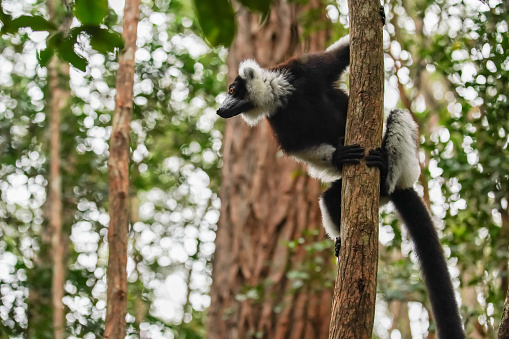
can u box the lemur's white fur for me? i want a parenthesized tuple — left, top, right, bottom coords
(237, 36, 349, 126)
(289, 144, 341, 182)
(290, 110, 420, 194)
(319, 196, 340, 238)
(238, 60, 294, 126)
(326, 34, 350, 53)
(384, 109, 421, 194)
(237, 58, 419, 195)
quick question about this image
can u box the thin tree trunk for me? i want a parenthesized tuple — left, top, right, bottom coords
(387, 251, 412, 339)
(389, 301, 412, 339)
(498, 208, 509, 339)
(500, 286, 509, 339)
(328, 0, 384, 338)
(48, 51, 68, 339)
(103, 0, 140, 337)
(46, 1, 71, 337)
(207, 1, 333, 338)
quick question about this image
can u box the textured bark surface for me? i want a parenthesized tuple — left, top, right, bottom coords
(103, 0, 139, 338)
(48, 55, 68, 339)
(207, 1, 334, 338)
(46, 1, 71, 337)
(498, 209, 509, 339)
(389, 301, 412, 339)
(328, 0, 384, 338)
(500, 286, 509, 339)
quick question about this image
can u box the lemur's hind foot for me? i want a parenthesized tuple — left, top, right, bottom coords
(335, 237, 341, 258)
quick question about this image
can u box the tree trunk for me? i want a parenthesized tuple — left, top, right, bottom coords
(389, 301, 412, 339)
(48, 55, 67, 339)
(388, 250, 412, 339)
(46, 1, 72, 337)
(498, 208, 509, 339)
(500, 286, 509, 339)
(207, 1, 333, 338)
(103, 0, 139, 337)
(328, 0, 384, 338)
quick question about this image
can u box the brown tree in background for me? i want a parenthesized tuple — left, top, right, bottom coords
(207, 1, 335, 338)
(498, 207, 509, 339)
(103, 0, 140, 337)
(328, 0, 384, 337)
(46, 1, 72, 337)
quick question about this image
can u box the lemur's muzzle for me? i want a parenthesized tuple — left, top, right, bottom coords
(217, 96, 254, 118)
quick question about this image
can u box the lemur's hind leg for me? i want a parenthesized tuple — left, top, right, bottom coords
(319, 179, 342, 257)
(366, 148, 389, 196)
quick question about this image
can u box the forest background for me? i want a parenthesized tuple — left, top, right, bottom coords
(0, 0, 508, 338)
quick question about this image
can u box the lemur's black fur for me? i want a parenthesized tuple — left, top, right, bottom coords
(216, 34, 464, 339)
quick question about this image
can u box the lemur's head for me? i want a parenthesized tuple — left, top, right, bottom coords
(217, 59, 294, 126)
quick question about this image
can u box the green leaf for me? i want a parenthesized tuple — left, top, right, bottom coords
(2, 15, 57, 34)
(238, 0, 271, 20)
(57, 37, 87, 72)
(0, 0, 12, 25)
(73, 0, 108, 25)
(37, 47, 54, 66)
(47, 31, 64, 48)
(80, 25, 124, 54)
(193, 0, 236, 47)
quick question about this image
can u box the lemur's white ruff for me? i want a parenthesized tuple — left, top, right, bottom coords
(238, 60, 294, 126)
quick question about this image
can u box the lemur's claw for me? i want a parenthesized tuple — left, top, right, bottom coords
(335, 237, 341, 258)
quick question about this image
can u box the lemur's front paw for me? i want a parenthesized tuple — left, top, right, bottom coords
(380, 5, 386, 25)
(366, 148, 389, 195)
(332, 140, 365, 171)
(335, 237, 341, 258)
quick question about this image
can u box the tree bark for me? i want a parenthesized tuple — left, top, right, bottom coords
(207, 1, 334, 338)
(389, 300, 412, 339)
(103, 0, 139, 337)
(328, 0, 384, 338)
(500, 286, 509, 339)
(46, 1, 72, 338)
(498, 208, 509, 339)
(48, 55, 67, 339)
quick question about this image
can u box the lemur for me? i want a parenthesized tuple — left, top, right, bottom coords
(216, 31, 464, 339)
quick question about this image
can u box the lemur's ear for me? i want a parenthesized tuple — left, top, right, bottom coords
(243, 67, 255, 80)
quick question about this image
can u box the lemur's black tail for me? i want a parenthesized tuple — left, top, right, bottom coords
(390, 188, 465, 339)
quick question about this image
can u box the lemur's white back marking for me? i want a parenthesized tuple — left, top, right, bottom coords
(326, 34, 349, 53)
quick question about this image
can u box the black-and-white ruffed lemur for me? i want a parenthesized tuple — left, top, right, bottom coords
(216, 32, 464, 338)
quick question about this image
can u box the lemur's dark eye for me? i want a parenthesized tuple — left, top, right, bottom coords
(229, 87, 234, 94)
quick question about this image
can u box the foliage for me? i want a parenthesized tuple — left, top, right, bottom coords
(0, 0, 508, 337)
(0, 0, 123, 71)
(0, 0, 224, 337)
(377, 0, 508, 336)
(192, 0, 271, 47)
